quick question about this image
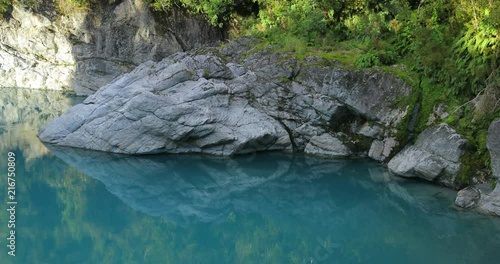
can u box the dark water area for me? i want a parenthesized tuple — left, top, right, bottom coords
(1, 87, 500, 264)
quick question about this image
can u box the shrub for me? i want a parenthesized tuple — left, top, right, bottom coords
(0, 0, 11, 19)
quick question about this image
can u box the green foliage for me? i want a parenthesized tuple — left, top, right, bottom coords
(150, 0, 239, 27)
(355, 50, 380, 68)
(354, 48, 396, 68)
(55, 0, 90, 15)
(0, 0, 11, 18)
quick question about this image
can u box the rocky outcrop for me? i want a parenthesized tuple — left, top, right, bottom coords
(388, 123, 467, 188)
(471, 119, 500, 216)
(39, 54, 292, 155)
(38, 39, 411, 156)
(0, 0, 223, 95)
(487, 119, 500, 182)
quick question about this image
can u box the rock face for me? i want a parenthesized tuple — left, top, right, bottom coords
(38, 39, 411, 156)
(0, 1, 223, 95)
(388, 123, 467, 188)
(474, 119, 500, 216)
(487, 119, 500, 182)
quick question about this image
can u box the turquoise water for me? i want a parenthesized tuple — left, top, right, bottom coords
(1, 87, 500, 264)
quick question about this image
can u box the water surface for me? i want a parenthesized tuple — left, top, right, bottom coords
(1, 88, 500, 264)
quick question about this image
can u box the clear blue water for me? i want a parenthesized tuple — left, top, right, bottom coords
(1, 87, 500, 264)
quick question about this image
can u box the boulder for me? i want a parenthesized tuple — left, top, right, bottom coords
(38, 55, 292, 155)
(475, 119, 500, 216)
(304, 134, 351, 158)
(388, 123, 467, 187)
(455, 186, 481, 209)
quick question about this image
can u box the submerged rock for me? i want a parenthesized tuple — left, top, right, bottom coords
(38, 40, 411, 156)
(388, 123, 467, 188)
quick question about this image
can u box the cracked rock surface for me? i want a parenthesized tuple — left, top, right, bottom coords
(388, 123, 467, 188)
(38, 39, 411, 156)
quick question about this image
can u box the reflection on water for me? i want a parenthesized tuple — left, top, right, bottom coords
(1, 87, 500, 264)
(0, 88, 83, 161)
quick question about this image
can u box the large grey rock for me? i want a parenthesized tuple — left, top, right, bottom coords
(304, 134, 351, 158)
(38, 40, 412, 156)
(388, 123, 467, 187)
(38, 54, 292, 155)
(0, 1, 222, 95)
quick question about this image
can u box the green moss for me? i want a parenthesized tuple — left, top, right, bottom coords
(456, 146, 492, 188)
(450, 111, 499, 187)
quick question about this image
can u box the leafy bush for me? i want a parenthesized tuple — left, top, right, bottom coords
(149, 0, 238, 27)
(354, 51, 380, 68)
(0, 0, 11, 18)
(55, 0, 89, 15)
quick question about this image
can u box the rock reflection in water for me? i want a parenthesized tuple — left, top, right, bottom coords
(48, 145, 456, 229)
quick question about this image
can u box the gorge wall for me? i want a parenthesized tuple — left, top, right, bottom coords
(0, 0, 223, 95)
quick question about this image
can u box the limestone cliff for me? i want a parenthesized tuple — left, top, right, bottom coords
(0, 0, 223, 95)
